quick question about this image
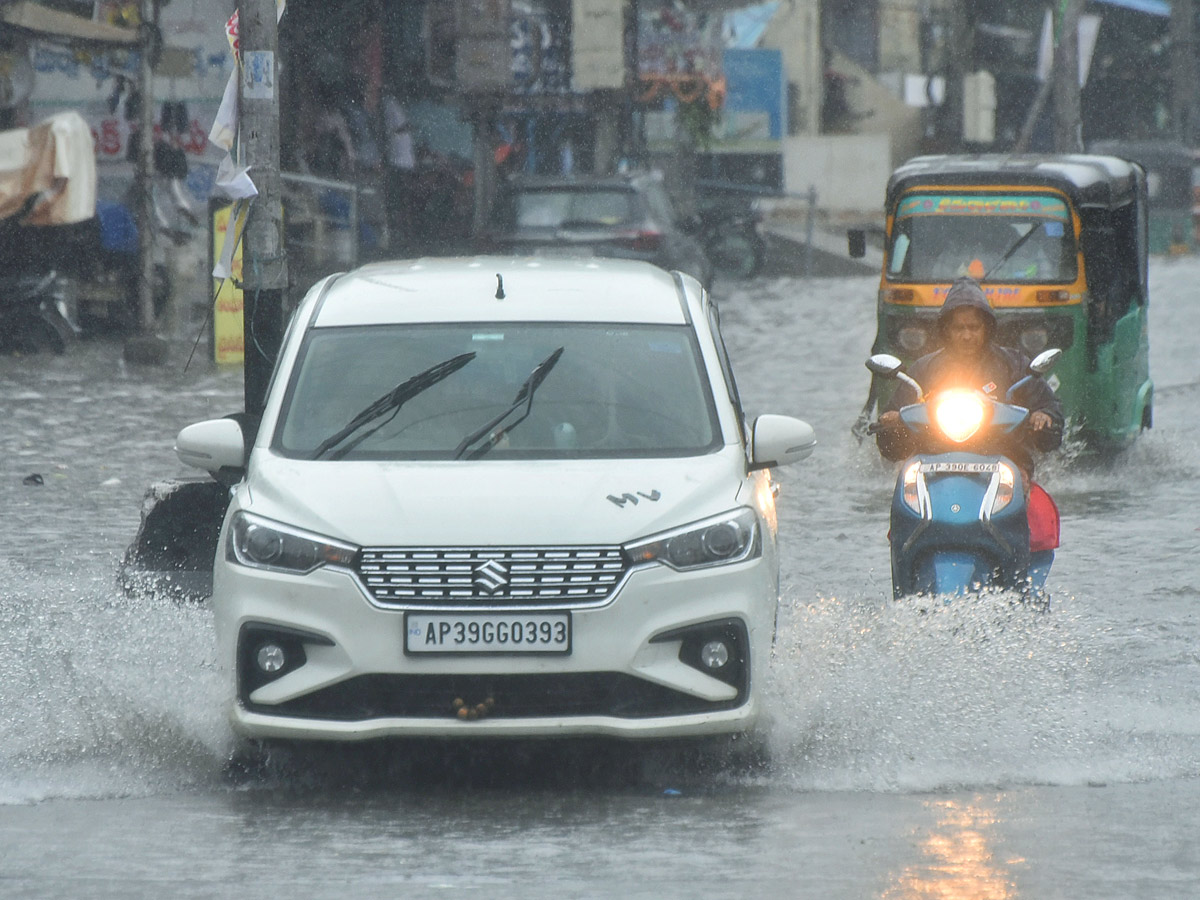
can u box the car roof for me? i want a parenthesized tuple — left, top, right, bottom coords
(308, 257, 695, 327)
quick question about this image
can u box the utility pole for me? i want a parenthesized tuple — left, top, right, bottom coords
(238, 0, 287, 418)
(130, 0, 160, 359)
(937, 0, 970, 150)
(1052, 0, 1083, 152)
(1171, 0, 1196, 145)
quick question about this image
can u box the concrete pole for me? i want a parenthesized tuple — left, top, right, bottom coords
(471, 101, 496, 238)
(1052, 0, 1083, 153)
(1171, 0, 1196, 144)
(135, 0, 157, 334)
(239, 0, 288, 418)
(938, 0, 969, 150)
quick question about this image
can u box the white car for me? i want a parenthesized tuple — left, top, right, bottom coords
(175, 257, 815, 743)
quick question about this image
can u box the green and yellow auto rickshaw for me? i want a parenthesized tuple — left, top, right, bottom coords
(850, 154, 1153, 450)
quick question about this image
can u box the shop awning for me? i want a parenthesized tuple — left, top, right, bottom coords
(0, 1, 139, 46)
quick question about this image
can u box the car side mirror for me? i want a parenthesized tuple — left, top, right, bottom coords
(749, 415, 816, 469)
(175, 418, 247, 482)
(847, 228, 866, 258)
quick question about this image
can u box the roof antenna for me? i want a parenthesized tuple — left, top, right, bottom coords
(495, 273, 505, 299)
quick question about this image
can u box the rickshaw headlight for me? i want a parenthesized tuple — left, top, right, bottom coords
(933, 390, 986, 443)
(1020, 326, 1050, 355)
(897, 325, 929, 354)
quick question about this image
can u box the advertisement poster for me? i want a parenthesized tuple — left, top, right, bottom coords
(211, 203, 244, 367)
(712, 48, 784, 152)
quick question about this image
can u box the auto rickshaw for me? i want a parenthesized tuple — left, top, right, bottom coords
(849, 153, 1153, 451)
(1090, 140, 1195, 255)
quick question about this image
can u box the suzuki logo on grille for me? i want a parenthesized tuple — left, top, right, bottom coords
(473, 558, 509, 594)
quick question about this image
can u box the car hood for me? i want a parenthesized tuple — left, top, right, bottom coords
(241, 450, 749, 546)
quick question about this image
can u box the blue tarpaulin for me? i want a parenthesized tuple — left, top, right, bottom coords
(1092, 0, 1170, 17)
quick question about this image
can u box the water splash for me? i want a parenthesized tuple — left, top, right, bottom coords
(760, 588, 1200, 793)
(0, 559, 231, 805)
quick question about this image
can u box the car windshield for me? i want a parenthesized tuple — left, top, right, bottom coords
(274, 322, 722, 460)
(886, 192, 1079, 283)
(510, 189, 636, 228)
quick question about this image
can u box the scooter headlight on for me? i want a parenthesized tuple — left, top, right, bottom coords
(932, 390, 986, 443)
(228, 511, 358, 574)
(625, 508, 760, 571)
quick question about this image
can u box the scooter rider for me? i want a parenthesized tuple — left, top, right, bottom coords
(874, 277, 1064, 477)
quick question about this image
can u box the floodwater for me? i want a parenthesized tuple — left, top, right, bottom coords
(1, 258, 1198, 898)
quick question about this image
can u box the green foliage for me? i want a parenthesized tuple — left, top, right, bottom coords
(676, 97, 721, 150)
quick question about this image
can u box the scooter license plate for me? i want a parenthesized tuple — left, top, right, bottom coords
(919, 462, 999, 474)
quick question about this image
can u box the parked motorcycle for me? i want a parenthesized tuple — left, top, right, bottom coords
(0, 269, 78, 354)
(866, 348, 1062, 603)
(0, 195, 79, 354)
(694, 196, 766, 280)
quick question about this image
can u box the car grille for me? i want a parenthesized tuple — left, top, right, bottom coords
(356, 546, 629, 609)
(242, 672, 746, 721)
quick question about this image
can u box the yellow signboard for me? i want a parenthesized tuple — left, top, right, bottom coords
(211, 203, 245, 366)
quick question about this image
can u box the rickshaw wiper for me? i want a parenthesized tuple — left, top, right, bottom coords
(313, 352, 477, 460)
(983, 221, 1045, 281)
(453, 347, 565, 460)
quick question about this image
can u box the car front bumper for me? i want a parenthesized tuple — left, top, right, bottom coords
(213, 555, 778, 741)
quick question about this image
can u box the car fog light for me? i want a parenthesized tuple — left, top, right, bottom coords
(700, 640, 730, 670)
(256, 642, 286, 673)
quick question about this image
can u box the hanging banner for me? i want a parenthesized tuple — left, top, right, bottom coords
(210, 202, 245, 367)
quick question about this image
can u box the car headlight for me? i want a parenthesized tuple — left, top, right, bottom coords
(228, 511, 358, 574)
(624, 508, 760, 571)
(932, 390, 986, 443)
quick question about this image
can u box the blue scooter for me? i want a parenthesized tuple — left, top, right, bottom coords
(866, 349, 1062, 602)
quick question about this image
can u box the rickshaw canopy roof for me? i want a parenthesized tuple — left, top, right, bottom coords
(886, 154, 1145, 212)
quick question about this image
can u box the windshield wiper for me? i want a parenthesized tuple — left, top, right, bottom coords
(983, 221, 1045, 281)
(452, 347, 564, 460)
(312, 352, 476, 460)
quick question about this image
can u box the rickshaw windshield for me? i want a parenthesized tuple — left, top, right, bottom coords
(887, 193, 1078, 284)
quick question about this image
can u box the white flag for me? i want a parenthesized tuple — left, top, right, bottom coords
(1036, 8, 1053, 82)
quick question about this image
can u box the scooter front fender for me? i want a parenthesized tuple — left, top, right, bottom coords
(912, 550, 989, 600)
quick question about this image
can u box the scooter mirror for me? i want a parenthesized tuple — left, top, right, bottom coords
(1029, 348, 1062, 375)
(866, 353, 904, 377)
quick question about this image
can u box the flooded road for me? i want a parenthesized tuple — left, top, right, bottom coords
(1, 259, 1198, 898)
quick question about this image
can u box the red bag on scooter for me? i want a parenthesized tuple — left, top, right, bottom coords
(1028, 482, 1060, 552)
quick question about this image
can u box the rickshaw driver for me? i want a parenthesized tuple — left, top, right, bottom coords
(874, 278, 1064, 478)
